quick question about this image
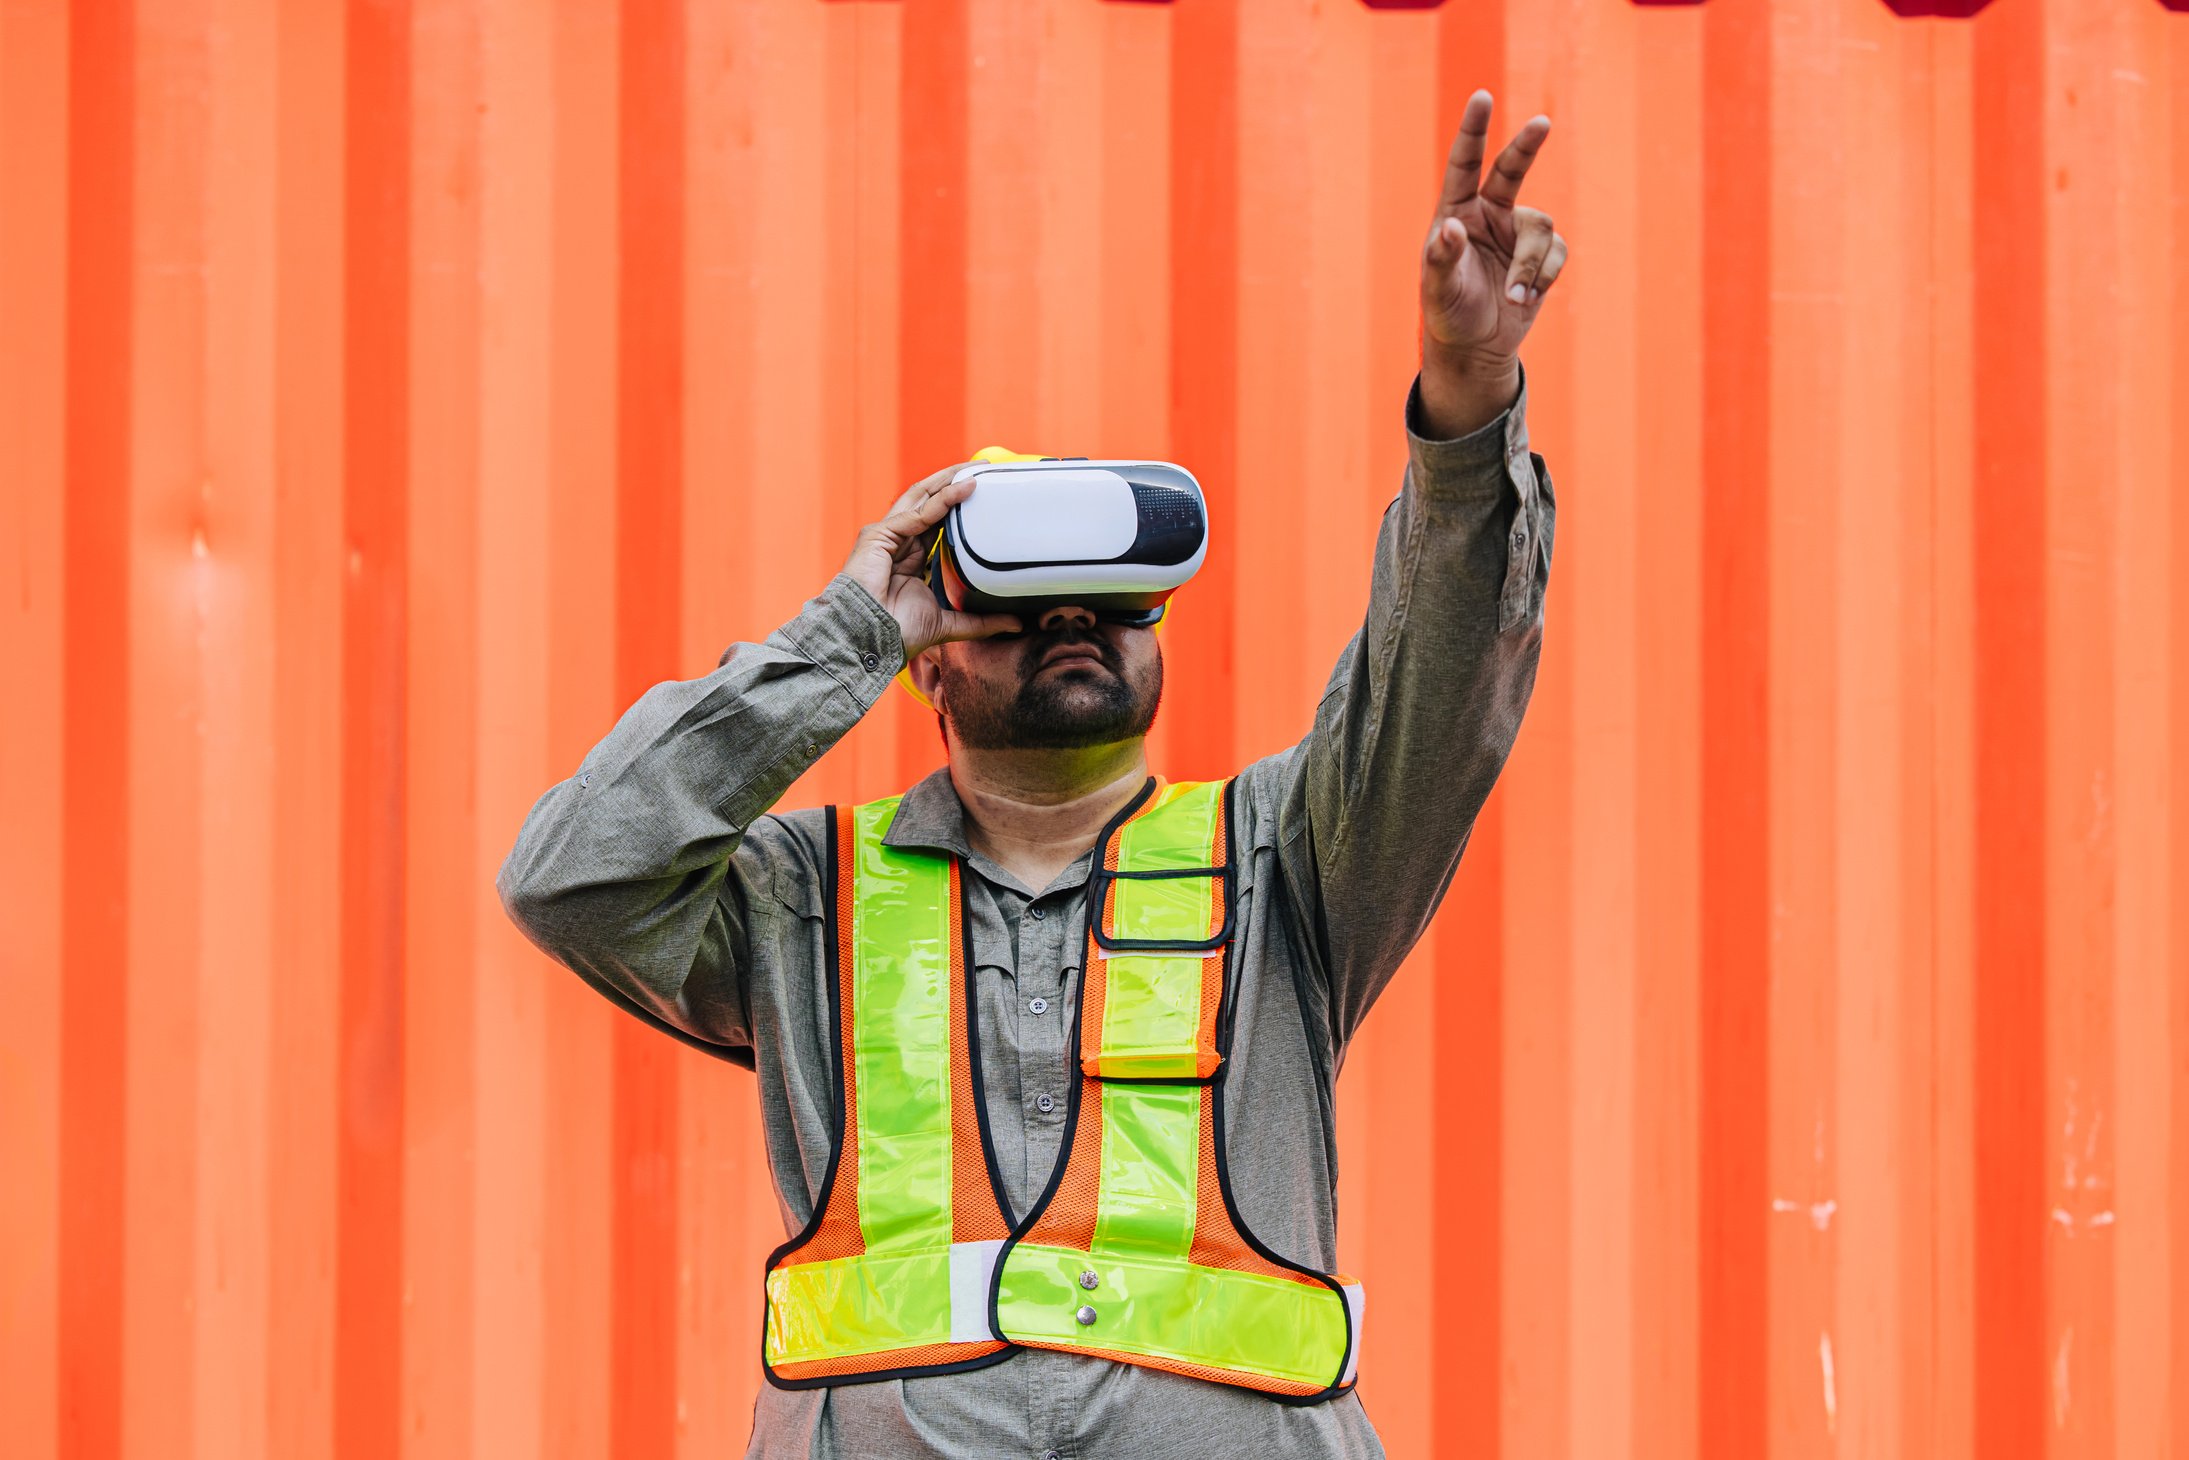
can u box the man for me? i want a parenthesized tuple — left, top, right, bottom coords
(499, 91, 1563, 1460)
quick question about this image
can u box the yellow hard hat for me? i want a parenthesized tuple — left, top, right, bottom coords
(895, 446, 1176, 710)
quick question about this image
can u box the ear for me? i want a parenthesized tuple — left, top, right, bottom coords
(906, 645, 945, 711)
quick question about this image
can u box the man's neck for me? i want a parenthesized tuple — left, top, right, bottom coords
(947, 740, 1151, 894)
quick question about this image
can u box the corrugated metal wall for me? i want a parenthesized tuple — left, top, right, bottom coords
(2, 0, 2184, 1456)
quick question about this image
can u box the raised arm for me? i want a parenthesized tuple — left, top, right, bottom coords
(1251, 91, 1566, 1050)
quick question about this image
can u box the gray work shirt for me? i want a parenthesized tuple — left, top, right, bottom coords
(496, 372, 1554, 1460)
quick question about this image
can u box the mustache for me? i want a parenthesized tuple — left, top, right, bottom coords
(1018, 626, 1121, 678)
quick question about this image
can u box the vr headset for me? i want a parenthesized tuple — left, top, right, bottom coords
(925, 458, 1209, 631)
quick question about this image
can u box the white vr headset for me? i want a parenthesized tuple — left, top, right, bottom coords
(926, 459, 1209, 629)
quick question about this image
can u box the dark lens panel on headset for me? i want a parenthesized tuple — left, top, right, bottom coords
(1096, 604, 1167, 629)
(982, 604, 1166, 638)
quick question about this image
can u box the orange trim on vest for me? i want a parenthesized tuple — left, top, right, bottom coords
(945, 860, 1010, 1245)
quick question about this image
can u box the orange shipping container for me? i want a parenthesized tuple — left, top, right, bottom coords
(1, 1, 2185, 1457)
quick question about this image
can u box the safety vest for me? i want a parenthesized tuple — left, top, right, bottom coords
(762, 777, 1364, 1400)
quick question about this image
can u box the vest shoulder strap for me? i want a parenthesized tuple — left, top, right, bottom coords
(760, 796, 1013, 1388)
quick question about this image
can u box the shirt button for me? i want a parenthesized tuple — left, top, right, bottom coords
(1035, 1093, 1055, 1114)
(1512, 523, 1528, 548)
(1029, 905, 1046, 920)
(1029, 997, 1049, 1015)
(1043, 1451, 1062, 1460)
(861, 651, 881, 672)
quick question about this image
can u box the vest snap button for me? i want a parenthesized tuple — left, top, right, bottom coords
(1078, 1270, 1100, 1291)
(1074, 1304, 1098, 1327)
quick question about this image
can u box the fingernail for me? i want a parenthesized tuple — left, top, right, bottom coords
(1528, 287, 1542, 305)
(1508, 283, 1528, 304)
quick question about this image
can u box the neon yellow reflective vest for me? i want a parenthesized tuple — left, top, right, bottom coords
(763, 777, 1365, 1400)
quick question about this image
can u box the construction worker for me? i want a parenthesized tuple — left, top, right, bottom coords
(499, 90, 1563, 1460)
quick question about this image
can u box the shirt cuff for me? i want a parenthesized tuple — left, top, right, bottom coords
(1402, 363, 1533, 499)
(773, 573, 909, 711)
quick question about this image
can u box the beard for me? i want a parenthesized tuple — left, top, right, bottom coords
(938, 627, 1163, 751)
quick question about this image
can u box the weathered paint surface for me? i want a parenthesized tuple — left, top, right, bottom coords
(2, 1, 2184, 1457)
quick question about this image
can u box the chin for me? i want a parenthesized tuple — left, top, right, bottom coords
(1013, 694, 1158, 750)
(939, 658, 1161, 752)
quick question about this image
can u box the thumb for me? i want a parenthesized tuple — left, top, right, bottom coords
(1425, 215, 1465, 269)
(932, 610, 1023, 646)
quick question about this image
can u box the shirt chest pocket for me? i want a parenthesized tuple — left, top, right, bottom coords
(764, 858, 827, 923)
(746, 859, 830, 1071)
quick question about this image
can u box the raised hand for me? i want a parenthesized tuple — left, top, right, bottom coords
(1417, 90, 1567, 438)
(840, 464, 1025, 661)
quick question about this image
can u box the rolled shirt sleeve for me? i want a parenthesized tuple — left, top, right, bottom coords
(494, 574, 905, 1061)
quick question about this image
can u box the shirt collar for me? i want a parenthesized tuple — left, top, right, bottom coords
(879, 766, 974, 858)
(879, 764, 1143, 900)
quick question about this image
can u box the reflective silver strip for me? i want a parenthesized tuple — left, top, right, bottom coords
(1339, 1282, 1367, 1387)
(949, 1239, 1006, 1345)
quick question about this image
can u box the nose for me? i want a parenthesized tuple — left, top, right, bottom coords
(1035, 603, 1097, 633)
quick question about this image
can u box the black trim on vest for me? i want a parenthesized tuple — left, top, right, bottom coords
(1087, 861, 1236, 954)
(1205, 780, 1356, 1404)
(960, 865, 1018, 1234)
(760, 804, 1018, 1391)
(1208, 1066, 1356, 1405)
(763, 1346, 1017, 1393)
(762, 806, 846, 1270)
(1213, 781, 1245, 1062)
